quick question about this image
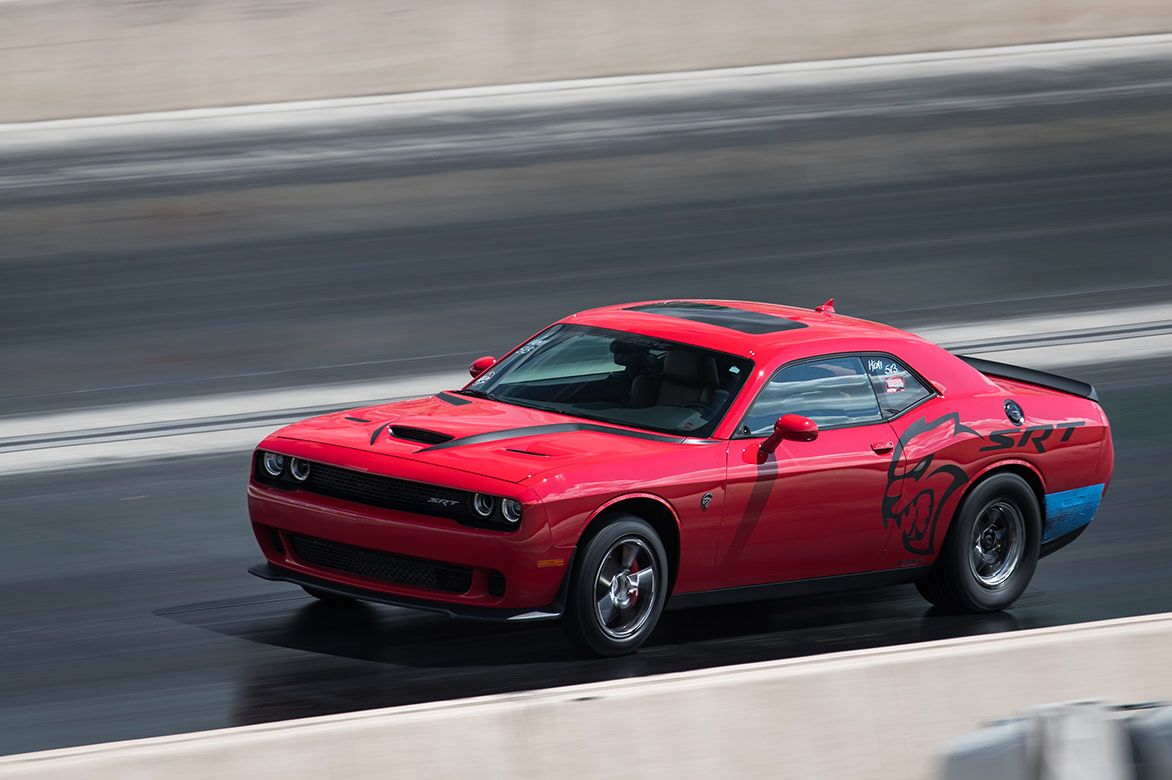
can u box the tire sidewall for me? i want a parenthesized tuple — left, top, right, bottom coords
(566, 515, 669, 656)
(942, 473, 1041, 611)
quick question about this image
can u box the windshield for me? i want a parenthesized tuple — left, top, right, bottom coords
(464, 324, 753, 438)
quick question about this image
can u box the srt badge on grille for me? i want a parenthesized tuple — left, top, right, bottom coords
(428, 497, 461, 507)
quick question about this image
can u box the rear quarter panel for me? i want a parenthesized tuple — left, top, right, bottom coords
(874, 358, 1111, 571)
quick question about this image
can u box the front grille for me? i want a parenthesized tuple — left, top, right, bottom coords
(252, 453, 520, 532)
(304, 462, 471, 519)
(288, 532, 473, 594)
(390, 425, 454, 445)
(270, 528, 285, 554)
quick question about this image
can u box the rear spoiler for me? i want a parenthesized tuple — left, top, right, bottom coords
(959, 356, 1099, 402)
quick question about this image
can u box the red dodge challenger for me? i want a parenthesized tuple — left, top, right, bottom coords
(248, 300, 1113, 655)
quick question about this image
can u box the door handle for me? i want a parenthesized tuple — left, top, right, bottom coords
(871, 441, 894, 454)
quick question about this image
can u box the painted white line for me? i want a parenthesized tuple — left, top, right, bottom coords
(0, 425, 281, 475)
(0, 373, 467, 441)
(2, 305, 1170, 475)
(915, 302, 1172, 347)
(2, 34, 1171, 147)
(979, 334, 1172, 370)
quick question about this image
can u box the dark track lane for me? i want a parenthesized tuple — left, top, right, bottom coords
(0, 360, 1168, 756)
(2, 50, 1172, 757)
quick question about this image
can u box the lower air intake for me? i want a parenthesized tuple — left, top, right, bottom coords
(288, 533, 473, 594)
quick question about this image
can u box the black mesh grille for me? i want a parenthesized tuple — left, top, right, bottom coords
(487, 571, 506, 597)
(390, 426, 454, 445)
(288, 533, 473, 594)
(252, 453, 519, 532)
(270, 528, 285, 554)
(303, 462, 471, 519)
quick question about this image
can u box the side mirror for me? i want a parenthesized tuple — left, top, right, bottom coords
(760, 414, 818, 454)
(469, 355, 497, 378)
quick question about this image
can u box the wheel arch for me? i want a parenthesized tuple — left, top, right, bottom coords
(945, 459, 1046, 545)
(969, 459, 1046, 512)
(578, 494, 681, 594)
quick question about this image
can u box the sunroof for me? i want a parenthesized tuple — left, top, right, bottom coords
(624, 302, 807, 334)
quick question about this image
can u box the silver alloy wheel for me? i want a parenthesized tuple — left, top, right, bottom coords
(593, 536, 657, 639)
(969, 499, 1025, 588)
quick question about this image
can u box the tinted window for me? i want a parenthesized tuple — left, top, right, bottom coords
(466, 324, 753, 438)
(742, 356, 883, 434)
(863, 356, 932, 416)
(624, 302, 807, 334)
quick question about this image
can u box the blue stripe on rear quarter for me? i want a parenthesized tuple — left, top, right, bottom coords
(1042, 483, 1105, 543)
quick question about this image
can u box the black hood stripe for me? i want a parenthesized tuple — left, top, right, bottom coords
(416, 423, 689, 452)
(436, 392, 472, 406)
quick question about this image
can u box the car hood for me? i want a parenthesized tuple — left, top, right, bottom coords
(272, 393, 692, 484)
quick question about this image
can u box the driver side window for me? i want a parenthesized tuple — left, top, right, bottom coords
(741, 356, 883, 434)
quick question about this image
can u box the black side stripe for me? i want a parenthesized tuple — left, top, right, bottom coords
(369, 422, 390, 445)
(416, 423, 689, 452)
(436, 392, 472, 406)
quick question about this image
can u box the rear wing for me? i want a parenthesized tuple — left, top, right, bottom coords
(958, 356, 1099, 402)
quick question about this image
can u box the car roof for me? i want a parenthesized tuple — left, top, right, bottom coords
(560, 299, 924, 359)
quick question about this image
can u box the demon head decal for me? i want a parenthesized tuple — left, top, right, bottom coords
(882, 413, 979, 555)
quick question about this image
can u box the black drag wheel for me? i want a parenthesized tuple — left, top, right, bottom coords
(300, 585, 356, 605)
(563, 514, 669, 657)
(918, 473, 1041, 612)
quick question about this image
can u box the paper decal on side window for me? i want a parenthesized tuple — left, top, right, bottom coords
(865, 355, 931, 414)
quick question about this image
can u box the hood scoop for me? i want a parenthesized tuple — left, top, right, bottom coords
(389, 425, 455, 445)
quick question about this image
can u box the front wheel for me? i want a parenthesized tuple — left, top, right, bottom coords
(917, 473, 1040, 612)
(563, 515, 669, 657)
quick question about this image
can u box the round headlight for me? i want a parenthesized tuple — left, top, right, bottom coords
(289, 458, 311, 482)
(501, 498, 522, 524)
(472, 493, 495, 518)
(262, 452, 286, 477)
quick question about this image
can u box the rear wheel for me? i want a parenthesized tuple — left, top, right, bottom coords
(917, 473, 1040, 612)
(563, 515, 668, 656)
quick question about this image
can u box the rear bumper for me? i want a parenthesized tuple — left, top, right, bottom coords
(1039, 524, 1089, 559)
(250, 561, 565, 622)
(1039, 482, 1105, 559)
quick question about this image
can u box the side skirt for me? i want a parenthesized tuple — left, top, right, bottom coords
(666, 567, 929, 611)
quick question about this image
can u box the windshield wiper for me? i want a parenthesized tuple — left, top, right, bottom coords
(452, 388, 498, 401)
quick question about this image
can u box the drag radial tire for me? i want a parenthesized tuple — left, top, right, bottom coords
(917, 473, 1041, 612)
(564, 514, 669, 657)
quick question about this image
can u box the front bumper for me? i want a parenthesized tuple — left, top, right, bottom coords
(249, 474, 571, 611)
(249, 561, 565, 621)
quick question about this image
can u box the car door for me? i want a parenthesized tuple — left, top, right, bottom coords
(716, 355, 898, 587)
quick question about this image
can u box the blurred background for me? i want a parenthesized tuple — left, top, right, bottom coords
(1, 0, 1171, 768)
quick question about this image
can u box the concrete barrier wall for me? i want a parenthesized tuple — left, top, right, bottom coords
(1, 612, 1170, 780)
(2, 0, 1172, 121)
